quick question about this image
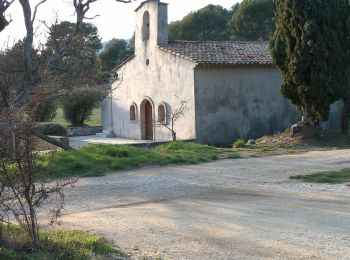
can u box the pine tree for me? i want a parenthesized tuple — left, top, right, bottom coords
(270, 0, 350, 127)
(229, 0, 275, 41)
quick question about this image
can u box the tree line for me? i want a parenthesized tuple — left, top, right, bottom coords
(169, 0, 275, 41)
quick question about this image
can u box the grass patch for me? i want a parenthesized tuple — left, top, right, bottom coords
(52, 107, 101, 127)
(290, 168, 350, 184)
(0, 224, 123, 259)
(232, 139, 246, 149)
(41, 141, 239, 178)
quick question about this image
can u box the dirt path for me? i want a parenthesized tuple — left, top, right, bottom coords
(60, 149, 350, 259)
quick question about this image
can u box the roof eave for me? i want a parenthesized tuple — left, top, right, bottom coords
(113, 55, 136, 72)
(158, 45, 198, 65)
(195, 63, 274, 69)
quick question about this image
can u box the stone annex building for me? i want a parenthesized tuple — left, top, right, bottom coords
(101, 0, 340, 146)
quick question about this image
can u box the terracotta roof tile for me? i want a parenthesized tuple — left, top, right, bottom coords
(159, 41, 272, 66)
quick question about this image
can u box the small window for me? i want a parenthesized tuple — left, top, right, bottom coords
(130, 104, 137, 121)
(158, 103, 167, 124)
(146, 59, 150, 66)
(142, 11, 150, 41)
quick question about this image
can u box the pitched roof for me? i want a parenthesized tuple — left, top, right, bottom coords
(159, 41, 272, 67)
(114, 54, 135, 71)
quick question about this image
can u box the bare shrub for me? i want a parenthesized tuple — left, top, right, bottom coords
(0, 109, 76, 249)
(155, 96, 190, 141)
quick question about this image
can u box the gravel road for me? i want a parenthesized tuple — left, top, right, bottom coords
(59, 149, 350, 259)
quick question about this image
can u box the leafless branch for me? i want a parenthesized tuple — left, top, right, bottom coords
(31, 0, 47, 23)
(0, 0, 15, 12)
(38, 19, 51, 31)
(84, 14, 100, 20)
(154, 96, 190, 141)
(0, 0, 15, 32)
(0, 0, 137, 250)
(0, 110, 77, 247)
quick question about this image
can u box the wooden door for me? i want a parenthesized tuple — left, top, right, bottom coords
(145, 101, 153, 140)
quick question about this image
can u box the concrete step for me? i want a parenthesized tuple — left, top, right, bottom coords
(96, 129, 115, 138)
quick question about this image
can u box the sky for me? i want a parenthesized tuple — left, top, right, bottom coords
(0, 0, 240, 47)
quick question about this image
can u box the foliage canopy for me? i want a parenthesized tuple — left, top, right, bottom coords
(168, 5, 232, 41)
(229, 0, 275, 41)
(99, 38, 134, 72)
(270, 0, 350, 125)
(46, 21, 102, 53)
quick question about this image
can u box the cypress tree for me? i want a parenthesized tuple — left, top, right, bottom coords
(270, 0, 350, 127)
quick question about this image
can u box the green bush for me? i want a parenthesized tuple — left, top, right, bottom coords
(61, 86, 104, 126)
(40, 123, 67, 136)
(35, 101, 57, 122)
(232, 138, 246, 149)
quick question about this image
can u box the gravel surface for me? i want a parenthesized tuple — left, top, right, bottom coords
(59, 149, 350, 259)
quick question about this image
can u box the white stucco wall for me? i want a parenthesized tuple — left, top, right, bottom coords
(111, 51, 196, 141)
(194, 67, 300, 146)
(109, 1, 196, 141)
(319, 100, 343, 131)
(101, 97, 112, 130)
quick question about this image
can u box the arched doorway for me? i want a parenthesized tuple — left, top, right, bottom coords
(140, 99, 154, 140)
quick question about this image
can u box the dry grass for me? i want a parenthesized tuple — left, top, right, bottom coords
(234, 126, 350, 157)
(0, 224, 124, 259)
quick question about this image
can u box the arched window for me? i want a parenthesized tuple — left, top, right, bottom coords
(158, 103, 167, 124)
(142, 11, 150, 41)
(130, 103, 137, 121)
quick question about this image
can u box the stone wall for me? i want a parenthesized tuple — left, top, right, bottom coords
(66, 126, 102, 137)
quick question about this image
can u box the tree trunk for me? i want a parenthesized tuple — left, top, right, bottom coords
(172, 131, 176, 141)
(302, 107, 316, 128)
(0, 14, 8, 33)
(341, 96, 350, 134)
(27, 199, 40, 249)
(0, 220, 3, 244)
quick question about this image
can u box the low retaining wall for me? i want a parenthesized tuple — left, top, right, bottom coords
(128, 139, 196, 148)
(66, 126, 102, 137)
(48, 135, 70, 146)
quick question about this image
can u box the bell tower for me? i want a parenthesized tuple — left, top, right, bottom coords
(134, 0, 168, 56)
